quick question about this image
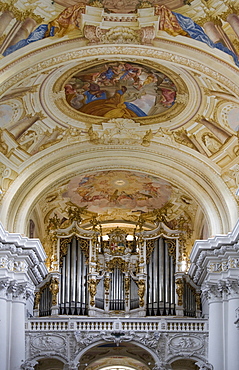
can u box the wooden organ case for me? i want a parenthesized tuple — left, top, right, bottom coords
(35, 220, 199, 318)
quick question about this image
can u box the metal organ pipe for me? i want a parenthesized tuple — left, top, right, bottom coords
(59, 237, 88, 315)
(159, 238, 164, 305)
(76, 244, 82, 306)
(65, 243, 71, 313)
(71, 238, 77, 304)
(146, 237, 176, 316)
(60, 256, 66, 306)
(165, 240, 169, 307)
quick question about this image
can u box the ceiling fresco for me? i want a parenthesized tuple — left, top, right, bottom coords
(0, 0, 239, 245)
(62, 170, 172, 215)
(64, 62, 176, 119)
(54, 0, 185, 13)
(227, 107, 239, 131)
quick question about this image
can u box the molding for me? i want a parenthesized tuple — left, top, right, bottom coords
(0, 222, 48, 284)
(189, 219, 239, 285)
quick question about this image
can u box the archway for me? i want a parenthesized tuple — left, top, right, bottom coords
(35, 358, 65, 370)
(171, 359, 199, 370)
(76, 341, 156, 370)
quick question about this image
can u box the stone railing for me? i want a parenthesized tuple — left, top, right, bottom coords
(26, 316, 208, 333)
(25, 316, 209, 368)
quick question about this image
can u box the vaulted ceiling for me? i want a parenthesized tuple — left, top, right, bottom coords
(0, 0, 239, 259)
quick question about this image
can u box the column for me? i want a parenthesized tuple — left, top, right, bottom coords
(0, 224, 47, 370)
(203, 283, 224, 370)
(226, 280, 239, 370)
(7, 18, 37, 48)
(0, 19, 21, 54)
(8, 113, 42, 140)
(203, 19, 236, 53)
(0, 278, 10, 370)
(0, 11, 14, 37)
(9, 282, 34, 370)
(227, 14, 239, 38)
(203, 21, 224, 44)
(199, 117, 232, 144)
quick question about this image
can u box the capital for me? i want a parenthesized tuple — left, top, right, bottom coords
(202, 282, 222, 302)
(0, 277, 11, 298)
(226, 279, 239, 299)
(8, 281, 34, 301)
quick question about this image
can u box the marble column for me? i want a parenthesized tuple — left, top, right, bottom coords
(0, 278, 10, 370)
(203, 21, 224, 44)
(204, 283, 224, 370)
(0, 11, 14, 37)
(199, 117, 232, 144)
(7, 17, 37, 48)
(226, 280, 239, 370)
(0, 224, 48, 370)
(9, 282, 34, 370)
(0, 19, 21, 54)
(203, 19, 236, 53)
(227, 14, 239, 39)
(8, 113, 42, 140)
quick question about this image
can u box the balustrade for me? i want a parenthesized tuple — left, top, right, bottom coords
(26, 316, 208, 333)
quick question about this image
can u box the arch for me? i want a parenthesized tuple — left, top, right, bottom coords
(2, 142, 237, 236)
(73, 340, 159, 367)
(34, 358, 65, 370)
(167, 354, 209, 369)
(1, 39, 238, 97)
(170, 358, 199, 370)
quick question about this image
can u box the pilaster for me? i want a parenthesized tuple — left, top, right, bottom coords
(0, 223, 48, 370)
(189, 220, 239, 370)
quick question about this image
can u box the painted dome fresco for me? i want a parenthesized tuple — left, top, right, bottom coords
(63, 170, 172, 215)
(54, 0, 185, 13)
(64, 61, 176, 119)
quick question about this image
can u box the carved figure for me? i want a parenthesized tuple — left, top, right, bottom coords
(176, 278, 184, 306)
(0, 130, 8, 155)
(202, 133, 222, 154)
(137, 279, 145, 306)
(49, 278, 59, 306)
(88, 278, 97, 305)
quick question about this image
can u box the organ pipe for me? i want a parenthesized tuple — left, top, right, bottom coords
(146, 237, 176, 316)
(38, 226, 198, 317)
(59, 237, 88, 315)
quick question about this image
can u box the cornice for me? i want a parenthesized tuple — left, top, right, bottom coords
(189, 219, 239, 285)
(0, 222, 48, 284)
(2, 142, 234, 236)
(0, 40, 238, 98)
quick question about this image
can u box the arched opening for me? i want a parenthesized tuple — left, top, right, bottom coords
(98, 366, 139, 370)
(77, 342, 155, 370)
(171, 359, 199, 370)
(35, 358, 65, 370)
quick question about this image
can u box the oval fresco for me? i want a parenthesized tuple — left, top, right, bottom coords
(63, 170, 172, 215)
(227, 107, 239, 131)
(64, 62, 177, 119)
(0, 104, 14, 128)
